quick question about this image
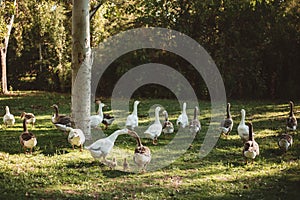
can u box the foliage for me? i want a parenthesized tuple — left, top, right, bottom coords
(0, 92, 300, 199)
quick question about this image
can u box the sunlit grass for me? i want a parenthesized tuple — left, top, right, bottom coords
(0, 92, 300, 199)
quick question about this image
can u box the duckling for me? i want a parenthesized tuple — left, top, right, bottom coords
(144, 106, 162, 145)
(126, 100, 140, 130)
(51, 104, 71, 128)
(19, 119, 37, 154)
(237, 109, 249, 142)
(176, 102, 189, 128)
(85, 128, 129, 162)
(66, 127, 85, 151)
(3, 106, 15, 127)
(20, 112, 36, 127)
(105, 157, 118, 170)
(286, 101, 297, 131)
(102, 113, 115, 130)
(162, 110, 174, 134)
(189, 106, 201, 135)
(128, 130, 151, 172)
(220, 103, 233, 137)
(90, 100, 105, 129)
(123, 157, 129, 171)
(278, 133, 293, 153)
(243, 122, 259, 164)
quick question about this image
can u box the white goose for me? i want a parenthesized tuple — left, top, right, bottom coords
(85, 128, 128, 162)
(243, 122, 259, 164)
(3, 106, 15, 127)
(126, 100, 140, 130)
(237, 109, 249, 142)
(162, 110, 174, 134)
(189, 106, 201, 135)
(90, 100, 105, 129)
(144, 106, 162, 145)
(66, 127, 85, 151)
(176, 102, 189, 128)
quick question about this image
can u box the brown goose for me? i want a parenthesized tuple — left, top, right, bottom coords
(128, 130, 151, 172)
(51, 104, 71, 130)
(220, 103, 233, 137)
(20, 112, 36, 127)
(20, 119, 37, 154)
(162, 110, 174, 134)
(286, 101, 297, 131)
(243, 122, 259, 164)
(189, 106, 201, 135)
(278, 133, 293, 153)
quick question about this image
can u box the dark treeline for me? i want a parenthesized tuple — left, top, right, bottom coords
(2, 0, 300, 99)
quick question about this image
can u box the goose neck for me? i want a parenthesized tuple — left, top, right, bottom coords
(23, 119, 28, 133)
(155, 108, 160, 123)
(289, 101, 294, 116)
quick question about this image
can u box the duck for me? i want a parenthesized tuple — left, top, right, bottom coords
(123, 157, 129, 171)
(3, 106, 15, 127)
(162, 110, 174, 134)
(220, 103, 233, 137)
(128, 130, 151, 172)
(189, 106, 201, 135)
(176, 102, 189, 128)
(237, 109, 249, 142)
(19, 119, 37, 154)
(51, 104, 72, 127)
(102, 113, 115, 130)
(85, 128, 129, 162)
(278, 132, 293, 153)
(243, 122, 259, 164)
(125, 100, 140, 130)
(20, 112, 36, 127)
(144, 106, 162, 145)
(286, 101, 297, 131)
(90, 100, 105, 129)
(66, 127, 85, 151)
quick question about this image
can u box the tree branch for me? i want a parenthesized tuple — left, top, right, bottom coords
(89, 0, 105, 20)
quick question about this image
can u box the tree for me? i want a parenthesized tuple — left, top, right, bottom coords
(0, 0, 16, 94)
(71, 0, 92, 141)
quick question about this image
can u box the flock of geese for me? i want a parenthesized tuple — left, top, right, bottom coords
(2, 100, 297, 171)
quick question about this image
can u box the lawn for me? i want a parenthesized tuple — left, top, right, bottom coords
(0, 91, 299, 199)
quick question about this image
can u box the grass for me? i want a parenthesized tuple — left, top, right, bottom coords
(0, 91, 300, 199)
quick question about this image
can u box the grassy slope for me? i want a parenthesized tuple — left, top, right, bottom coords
(0, 91, 299, 199)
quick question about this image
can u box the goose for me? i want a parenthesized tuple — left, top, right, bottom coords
(66, 127, 85, 151)
(220, 103, 233, 136)
(189, 106, 201, 135)
(3, 106, 15, 127)
(144, 106, 162, 145)
(102, 113, 115, 130)
(162, 110, 174, 134)
(128, 130, 151, 172)
(286, 101, 297, 131)
(123, 157, 129, 171)
(105, 157, 118, 170)
(237, 109, 249, 142)
(51, 104, 72, 128)
(19, 119, 37, 154)
(90, 100, 105, 129)
(20, 112, 36, 127)
(278, 133, 293, 153)
(243, 122, 259, 164)
(176, 102, 189, 128)
(126, 100, 140, 130)
(85, 128, 128, 162)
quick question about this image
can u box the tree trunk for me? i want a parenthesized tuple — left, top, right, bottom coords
(71, 0, 92, 141)
(1, 0, 16, 94)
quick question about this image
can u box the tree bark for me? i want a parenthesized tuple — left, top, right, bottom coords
(71, 0, 92, 141)
(1, 0, 16, 94)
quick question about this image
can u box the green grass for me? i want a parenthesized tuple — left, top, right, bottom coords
(0, 91, 300, 199)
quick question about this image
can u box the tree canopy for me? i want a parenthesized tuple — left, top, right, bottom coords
(1, 0, 299, 99)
